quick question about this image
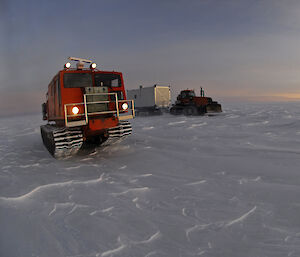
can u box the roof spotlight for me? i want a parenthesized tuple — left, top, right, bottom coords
(90, 63, 97, 69)
(64, 62, 71, 69)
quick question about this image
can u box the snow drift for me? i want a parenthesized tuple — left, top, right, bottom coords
(0, 102, 300, 257)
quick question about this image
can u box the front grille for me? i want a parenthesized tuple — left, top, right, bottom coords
(85, 87, 109, 113)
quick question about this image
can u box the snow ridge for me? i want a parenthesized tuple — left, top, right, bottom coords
(134, 231, 161, 244)
(185, 180, 206, 186)
(111, 187, 150, 196)
(100, 244, 126, 257)
(186, 224, 211, 241)
(0, 173, 105, 201)
(225, 206, 257, 227)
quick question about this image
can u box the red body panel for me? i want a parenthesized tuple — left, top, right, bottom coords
(85, 117, 118, 136)
(180, 96, 209, 106)
(193, 97, 210, 106)
(45, 68, 127, 136)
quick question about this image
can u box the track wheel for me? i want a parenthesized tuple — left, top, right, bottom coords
(183, 106, 197, 116)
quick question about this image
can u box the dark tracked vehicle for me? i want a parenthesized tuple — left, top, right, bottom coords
(170, 88, 222, 115)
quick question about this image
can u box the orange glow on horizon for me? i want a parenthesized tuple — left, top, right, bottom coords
(271, 93, 300, 100)
(210, 91, 300, 102)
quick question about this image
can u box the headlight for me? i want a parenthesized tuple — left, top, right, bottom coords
(64, 62, 71, 69)
(90, 63, 97, 69)
(72, 106, 80, 115)
(122, 103, 128, 110)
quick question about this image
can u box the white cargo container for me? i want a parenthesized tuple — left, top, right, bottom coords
(127, 84, 171, 115)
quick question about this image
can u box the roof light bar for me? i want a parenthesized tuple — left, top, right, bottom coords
(76, 62, 84, 70)
(68, 57, 93, 63)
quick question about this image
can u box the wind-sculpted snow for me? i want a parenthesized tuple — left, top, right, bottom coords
(0, 173, 105, 202)
(1, 102, 300, 257)
(224, 206, 257, 227)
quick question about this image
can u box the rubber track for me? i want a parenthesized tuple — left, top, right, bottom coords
(102, 121, 132, 146)
(41, 121, 132, 158)
(41, 125, 83, 159)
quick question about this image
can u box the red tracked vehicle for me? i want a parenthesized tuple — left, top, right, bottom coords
(41, 57, 135, 158)
(170, 88, 222, 115)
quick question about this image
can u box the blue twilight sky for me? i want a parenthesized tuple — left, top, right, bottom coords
(1, 0, 300, 115)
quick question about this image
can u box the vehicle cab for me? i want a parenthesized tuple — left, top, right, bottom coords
(43, 57, 135, 135)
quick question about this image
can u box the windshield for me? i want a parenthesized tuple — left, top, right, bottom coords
(181, 91, 195, 98)
(94, 73, 121, 87)
(63, 73, 92, 88)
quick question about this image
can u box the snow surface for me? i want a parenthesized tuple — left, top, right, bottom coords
(1, 102, 300, 257)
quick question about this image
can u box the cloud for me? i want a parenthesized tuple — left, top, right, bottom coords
(1, 0, 300, 116)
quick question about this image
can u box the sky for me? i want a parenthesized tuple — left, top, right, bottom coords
(1, 0, 300, 116)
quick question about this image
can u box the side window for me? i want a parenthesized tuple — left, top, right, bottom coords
(56, 77, 61, 114)
(52, 81, 56, 109)
(49, 82, 54, 117)
(55, 77, 61, 116)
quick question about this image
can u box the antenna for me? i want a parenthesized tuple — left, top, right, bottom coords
(68, 57, 93, 63)
(200, 87, 203, 97)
